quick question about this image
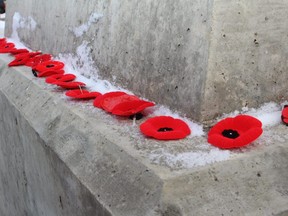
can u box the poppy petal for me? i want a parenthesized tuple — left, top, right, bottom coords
(8, 56, 31, 67)
(0, 43, 15, 53)
(38, 69, 65, 77)
(208, 134, 236, 149)
(111, 100, 155, 116)
(55, 81, 86, 89)
(93, 92, 127, 109)
(233, 115, 262, 132)
(281, 106, 288, 125)
(9, 48, 29, 55)
(65, 89, 102, 99)
(208, 117, 235, 135)
(101, 94, 139, 113)
(45, 74, 76, 84)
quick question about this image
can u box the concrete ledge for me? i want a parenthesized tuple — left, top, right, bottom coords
(1, 54, 288, 215)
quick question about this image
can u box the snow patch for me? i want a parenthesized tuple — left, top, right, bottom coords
(149, 148, 231, 169)
(219, 102, 284, 128)
(72, 12, 103, 37)
(56, 41, 124, 94)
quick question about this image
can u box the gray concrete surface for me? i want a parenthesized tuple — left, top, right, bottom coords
(5, 0, 287, 121)
(1, 54, 288, 215)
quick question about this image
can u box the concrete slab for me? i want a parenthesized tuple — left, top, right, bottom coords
(0, 55, 288, 215)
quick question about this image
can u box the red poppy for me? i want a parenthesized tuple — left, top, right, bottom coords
(65, 89, 101, 99)
(208, 115, 263, 149)
(8, 52, 42, 67)
(0, 38, 6, 45)
(37, 69, 65, 77)
(0, 42, 15, 53)
(111, 100, 155, 116)
(54, 81, 86, 89)
(140, 116, 191, 140)
(8, 55, 31, 67)
(34, 60, 64, 72)
(281, 105, 288, 126)
(9, 48, 29, 55)
(101, 94, 139, 113)
(45, 74, 76, 84)
(26, 54, 52, 68)
(93, 91, 127, 109)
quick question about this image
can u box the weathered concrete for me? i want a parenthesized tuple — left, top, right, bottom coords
(201, 0, 288, 121)
(1, 55, 288, 215)
(5, 0, 288, 121)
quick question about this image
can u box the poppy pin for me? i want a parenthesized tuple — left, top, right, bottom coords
(0, 38, 6, 45)
(26, 54, 52, 68)
(0, 42, 15, 53)
(55, 81, 86, 89)
(208, 115, 263, 149)
(8, 55, 31, 67)
(45, 74, 76, 84)
(37, 69, 65, 78)
(9, 52, 43, 67)
(34, 60, 64, 72)
(93, 91, 127, 109)
(101, 93, 139, 113)
(65, 89, 102, 100)
(111, 100, 155, 116)
(9, 48, 29, 55)
(140, 116, 191, 140)
(281, 105, 288, 126)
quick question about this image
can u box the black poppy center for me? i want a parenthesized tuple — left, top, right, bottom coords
(129, 113, 143, 120)
(46, 64, 54, 68)
(222, 129, 239, 139)
(158, 127, 173, 132)
(32, 69, 38, 77)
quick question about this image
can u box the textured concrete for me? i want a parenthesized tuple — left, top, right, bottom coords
(201, 0, 288, 121)
(1, 54, 288, 215)
(4, 0, 288, 121)
(5, 0, 288, 122)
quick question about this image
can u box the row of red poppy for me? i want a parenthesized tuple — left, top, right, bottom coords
(1, 38, 287, 149)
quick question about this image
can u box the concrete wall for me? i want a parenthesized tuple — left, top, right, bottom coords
(201, 0, 288, 120)
(4, 0, 212, 121)
(5, 0, 288, 121)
